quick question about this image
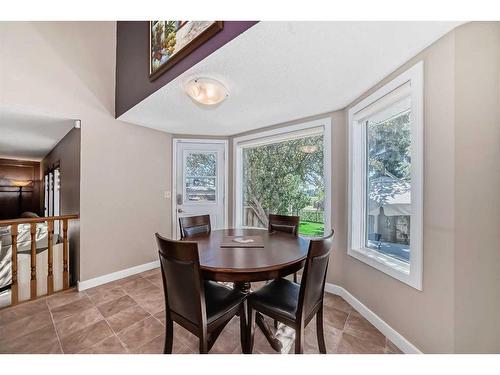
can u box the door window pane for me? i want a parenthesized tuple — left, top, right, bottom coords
(365, 107, 411, 263)
(184, 152, 217, 202)
(185, 153, 216, 176)
(242, 135, 325, 237)
(185, 177, 216, 202)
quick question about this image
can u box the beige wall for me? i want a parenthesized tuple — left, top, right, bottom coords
(0, 22, 173, 281)
(453, 22, 500, 353)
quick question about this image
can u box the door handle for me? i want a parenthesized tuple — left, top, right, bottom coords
(177, 208, 184, 213)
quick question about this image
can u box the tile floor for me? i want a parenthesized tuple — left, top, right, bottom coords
(0, 268, 402, 354)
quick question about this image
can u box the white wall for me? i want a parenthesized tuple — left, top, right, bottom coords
(0, 22, 172, 281)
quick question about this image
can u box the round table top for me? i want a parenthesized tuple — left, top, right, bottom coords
(185, 228, 309, 282)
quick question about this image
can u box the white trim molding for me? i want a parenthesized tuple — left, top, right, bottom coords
(233, 117, 332, 232)
(348, 61, 424, 290)
(77, 260, 160, 291)
(325, 282, 422, 354)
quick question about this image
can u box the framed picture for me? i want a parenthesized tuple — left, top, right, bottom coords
(149, 21, 224, 81)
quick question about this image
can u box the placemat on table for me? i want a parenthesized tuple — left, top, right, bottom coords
(220, 235, 265, 248)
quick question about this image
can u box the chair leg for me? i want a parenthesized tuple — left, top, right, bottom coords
(274, 319, 278, 329)
(199, 337, 208, 354)
(316, 306, 327, 354)
(246, 302, 255, 354)
(293, 272, 298, 283)
(294, 326, 304, 354)
(239, 303, 247, 353)
(163, 317, 173, 354)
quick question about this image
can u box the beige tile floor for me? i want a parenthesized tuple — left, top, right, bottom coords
(0, 268, 402, 354)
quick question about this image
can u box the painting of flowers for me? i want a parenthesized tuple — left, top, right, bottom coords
(149, 21, 223, 80)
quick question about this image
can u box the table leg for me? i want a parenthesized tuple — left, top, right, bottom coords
(234, 281, 283, 353)
(255, 312, 283, 352)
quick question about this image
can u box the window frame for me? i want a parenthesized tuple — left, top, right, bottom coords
(233, 118, 332, 236)
(348, 62, 424, 290)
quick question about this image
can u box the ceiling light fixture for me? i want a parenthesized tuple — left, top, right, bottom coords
(185, 78, 228, 106)
(299, 145, 318, 154)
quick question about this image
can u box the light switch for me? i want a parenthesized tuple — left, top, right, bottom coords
(164, 191, 171, 199)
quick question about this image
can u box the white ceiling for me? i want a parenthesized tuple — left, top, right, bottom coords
(0, 108, 74, 160)
(119, 21, 463, 136)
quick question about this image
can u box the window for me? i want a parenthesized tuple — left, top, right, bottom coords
(184, 152, 217, 202)
(348, 62, 423, 290)
(234, 119, 331, 237)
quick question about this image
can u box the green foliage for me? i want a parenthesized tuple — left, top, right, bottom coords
(367, 111, 411, 180)
(243, 136, 324, 226)
(299, 221, 324, 237)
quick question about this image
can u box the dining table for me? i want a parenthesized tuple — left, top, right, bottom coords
(182, 228, 310, 352)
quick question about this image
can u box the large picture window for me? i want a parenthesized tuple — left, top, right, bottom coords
(234, 119, 331, 237)
(348, 62, 423, 290)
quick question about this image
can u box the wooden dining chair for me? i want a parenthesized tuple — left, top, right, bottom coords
(155, 233, 247, 354)
(268, 213, 300, 236)
(246, 230, 334, 354)
(268, 214, 300, 283)
(179, 214, 211, 239)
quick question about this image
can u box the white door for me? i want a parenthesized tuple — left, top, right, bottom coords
(174, 141, 226, 238)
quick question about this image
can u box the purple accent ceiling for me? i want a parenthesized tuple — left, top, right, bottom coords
(115, 21, 258, 118)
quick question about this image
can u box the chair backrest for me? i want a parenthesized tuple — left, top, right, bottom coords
(179, 215, 211, 239)
(297, 230, 334, 321)
(155, 233, 206, 327)
(268, 214, 300, 236)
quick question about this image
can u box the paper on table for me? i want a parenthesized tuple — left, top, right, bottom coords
(220, 235, 264, 248)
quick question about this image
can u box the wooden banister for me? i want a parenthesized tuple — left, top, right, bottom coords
(0, 214, 79, 226)
(0, 214, 79, 306)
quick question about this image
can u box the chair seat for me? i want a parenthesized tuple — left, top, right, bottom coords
(204, 281, 246, 324)
(248, 278, 300, 321)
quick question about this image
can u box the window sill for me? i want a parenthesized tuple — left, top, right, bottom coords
(348, 247, 422, 290)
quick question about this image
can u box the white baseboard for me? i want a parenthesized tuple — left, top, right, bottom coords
(325, 282, 422, 354)
(77, 260, 160, 291)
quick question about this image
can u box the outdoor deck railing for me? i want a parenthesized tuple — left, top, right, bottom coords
(0, 214, 79, 305)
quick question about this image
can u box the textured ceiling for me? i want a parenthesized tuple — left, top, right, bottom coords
(119, 21, 462, 136)
(0, 107, 74, 160)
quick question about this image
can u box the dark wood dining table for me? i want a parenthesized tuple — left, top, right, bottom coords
(183, 228, 310, 352)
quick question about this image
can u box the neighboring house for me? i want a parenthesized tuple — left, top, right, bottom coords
(368, 173, 411, 245)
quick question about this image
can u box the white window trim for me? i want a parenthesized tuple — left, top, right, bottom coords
(348, 62, 424, 290)
(233, 118, 332, 235)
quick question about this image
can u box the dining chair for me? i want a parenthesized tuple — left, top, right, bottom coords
(268, 214, 300, 283)
(179, 214, 212, 239)
(268, 213, 300, 236)
(246, 230, 334, 354)
(155, 233, 247, 354)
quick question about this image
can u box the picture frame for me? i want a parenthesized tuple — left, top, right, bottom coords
(149, 21, 224, 81)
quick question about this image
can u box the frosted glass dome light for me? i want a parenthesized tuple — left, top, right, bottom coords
(185, 78, 228, 106)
